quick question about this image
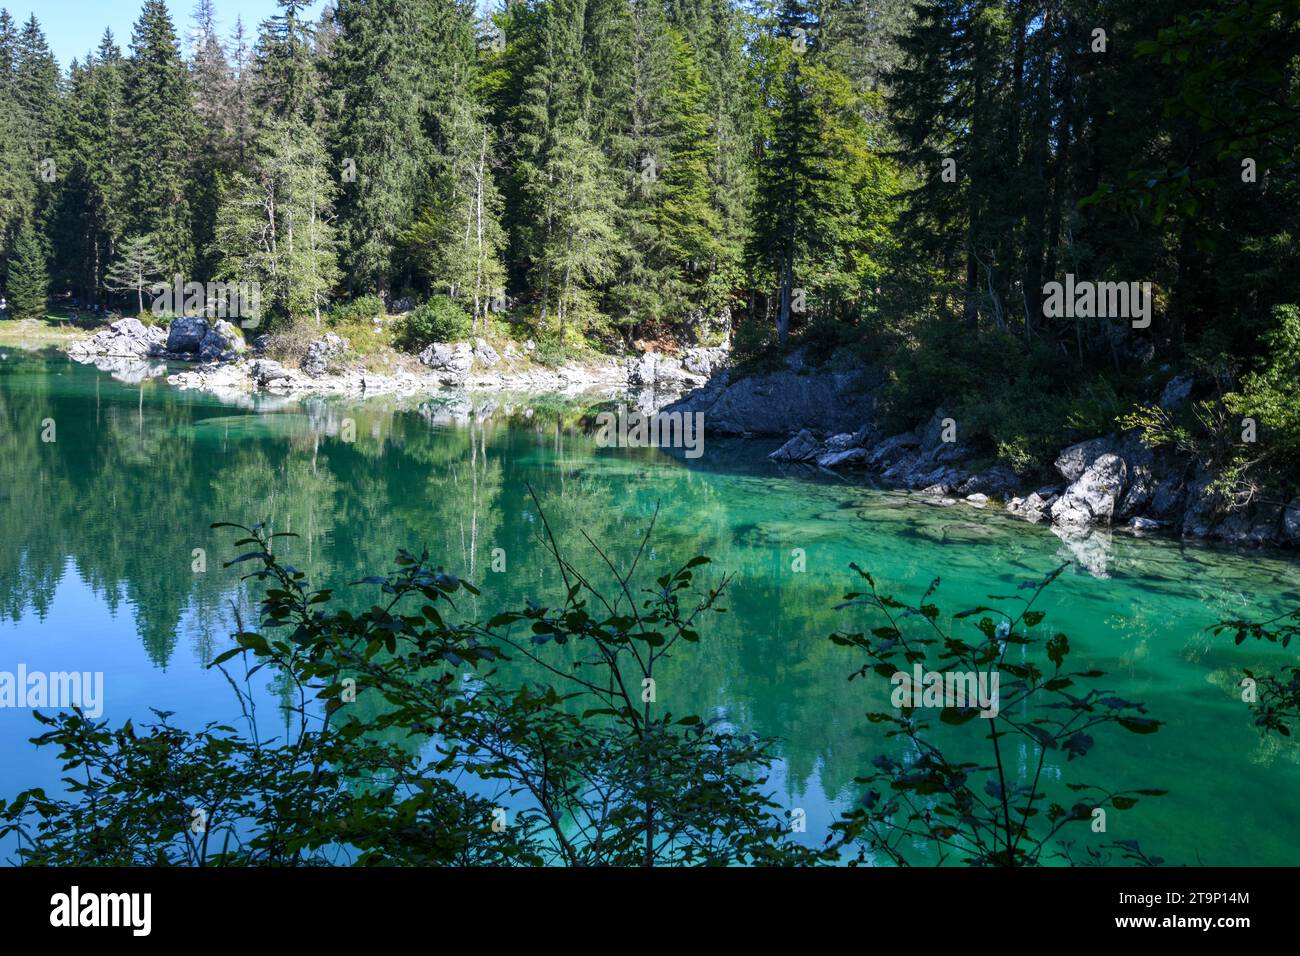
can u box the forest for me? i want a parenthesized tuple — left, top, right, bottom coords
(0, 0, 1298, 486)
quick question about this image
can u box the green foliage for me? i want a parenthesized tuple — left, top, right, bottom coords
(829, 563, 1168, 866)
(396, 295, 472, 351)
(327, 294, 386, 326)
(212, 118, 340, 327)
(1223, 304, 1300, 478)
(880, 324, 1127, 476)
(122, 0, 198, 277)
(1213, 606, 1300, 738)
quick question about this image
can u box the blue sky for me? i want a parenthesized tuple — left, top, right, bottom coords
(7, 0, 327, 69)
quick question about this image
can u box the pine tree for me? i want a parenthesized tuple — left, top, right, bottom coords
(402, 97, 507, 331)
(511, 0, 619, 339)
(14, 14, 61, 216)
(748, 0, 895, 345)
(123, 0, 199, 278)
(7, 224, 48, 321)
(329, 0, 433, 295)
(230, 17, 255, 170)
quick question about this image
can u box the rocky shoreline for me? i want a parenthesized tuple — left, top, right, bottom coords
(56, 317, 1300, 550)
(63, 315, 726, 403)
(667, 353, 1300, 551)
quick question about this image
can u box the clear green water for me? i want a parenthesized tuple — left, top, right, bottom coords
(2, 351, 1299, 865)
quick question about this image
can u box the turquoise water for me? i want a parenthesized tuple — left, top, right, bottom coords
(1, 351, 1298, 865)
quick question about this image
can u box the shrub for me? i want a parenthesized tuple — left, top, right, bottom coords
(395, 296, 471, 352)
(829, 563, 1168, 866)
(0, 512, 830, 867)
(327, 294, 386, 326)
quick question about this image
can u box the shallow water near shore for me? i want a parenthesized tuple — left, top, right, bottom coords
(2, 352, 1299, 865)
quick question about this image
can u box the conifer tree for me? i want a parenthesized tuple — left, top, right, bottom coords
(329, 0, 431, 296)
(0, 10, 36, 270)
(189, 0, 234, 281)
(7, 223, 49, 321)
(213, 119, 340, 326)
(123, 0, 199, 278)
(103, 234, 164, 315)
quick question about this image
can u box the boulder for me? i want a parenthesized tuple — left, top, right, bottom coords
(818, 447, 870, 469)
(198, 319, 247, 362)
(1051, 453, 1127, 527)
(956, 465, 1021, 500)
(1149, 474, 1186, 520)
(166, 317, 210, 354)
(681, 345, 729, 378)
(1007, 491, 1054, 523)
(250, 359, 297, 388)
(769, 429, 820, 463)
(627, 352, 692, 390)
(473, 338, 501, 368)
(68, 318, 166, 360)
(301, 332, 349, 378)
(1054, 435, 1120, 484)
(1212, 501, 1283, 548)
(1181, 474, 1220, 538)
(418, 342, 474, 386)
(663, 353, 880, 435)
(866, 432, 921, 469)
(1127, 516, 1166, 533)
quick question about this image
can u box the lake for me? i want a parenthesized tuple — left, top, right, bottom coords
(2, 351, 1299, 864)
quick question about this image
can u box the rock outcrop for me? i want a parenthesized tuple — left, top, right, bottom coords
(666, 351, 880, 435)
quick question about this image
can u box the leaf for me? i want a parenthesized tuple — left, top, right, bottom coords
(1117, 717, 1161, 734)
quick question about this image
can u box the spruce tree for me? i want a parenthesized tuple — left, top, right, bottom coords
(54, 31, 127, 304)
(124, 0, 199, 279)
(189, 0, 234, 281)
(14, 14, 61, 217)
(329, 0, 431, 295)
(254, 0, 318, 126)
(0, 10, 36, 268)
(213, 118, 340, 327)
(7, 224, 49, 321)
